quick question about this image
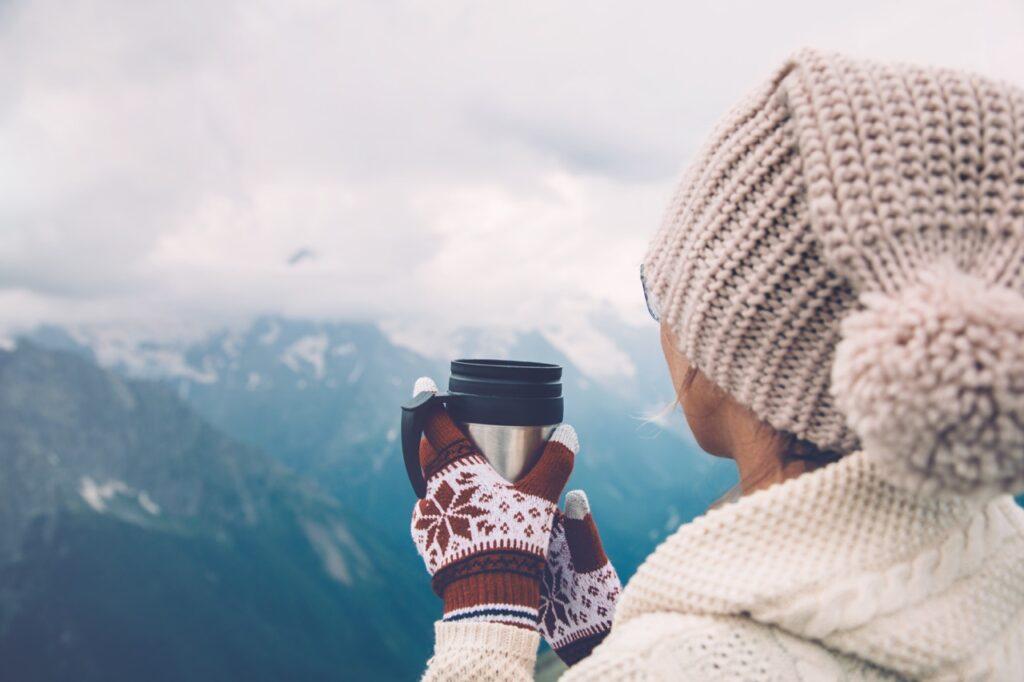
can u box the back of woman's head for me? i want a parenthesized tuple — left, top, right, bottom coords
(643, 48, 1024, 499)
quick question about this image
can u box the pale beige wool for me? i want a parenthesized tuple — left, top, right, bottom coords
(642, 48, 1024, 496)
(420, 49, 1024, 680)
(423, 451, 1024, 680)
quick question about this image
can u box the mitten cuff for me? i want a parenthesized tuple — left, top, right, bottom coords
(431, 549, 545, 597)
(557, 630, 610, 666)
(442, 571, 541, 629)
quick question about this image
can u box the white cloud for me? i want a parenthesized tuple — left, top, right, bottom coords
(1, 0, 1022, 348)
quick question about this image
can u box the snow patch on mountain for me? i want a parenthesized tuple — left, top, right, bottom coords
(221, 332, 244, 358)
(158, 353, 219, 384)
(96, 340, 219, 384)
(281, 333, 328, 379)
(138, 491, 162, 515)
(47, 325, 221, 383)
(259, 320, 281, 345)
(79, 477, 161, 515)
(80, 477, 129, 512)
(333, 341, 356, 356)
(301, 520, 370, 586)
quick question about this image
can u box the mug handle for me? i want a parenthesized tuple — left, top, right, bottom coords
(400, 390, 449, 498)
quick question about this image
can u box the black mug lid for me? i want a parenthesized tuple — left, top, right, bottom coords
(447, 359, 563, 426)
(450, 359, 562, 382)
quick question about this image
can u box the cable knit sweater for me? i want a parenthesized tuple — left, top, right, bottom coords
(422, 450, 1024, 680)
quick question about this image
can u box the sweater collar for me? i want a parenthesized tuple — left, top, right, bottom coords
(615, 451, 1024, 678)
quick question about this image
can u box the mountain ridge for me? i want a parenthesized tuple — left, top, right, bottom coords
(0, 341, 435, 681)
(21, 316, 737, 581)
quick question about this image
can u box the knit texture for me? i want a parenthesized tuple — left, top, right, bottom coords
(410, 380, 576, 629)
(612, 450, 1024, 680)
(423, 449, 1024, 680)
(422, 621, 540, 682)
(642, 48, 1024, 496)
(566, 613, 900, 681)
(539, 506, 621, 664)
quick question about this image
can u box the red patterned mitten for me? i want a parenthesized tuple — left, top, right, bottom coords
(539, 490, 621, 665)
(410, 377, 576, 629)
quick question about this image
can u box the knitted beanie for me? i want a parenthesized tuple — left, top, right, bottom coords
(642, 48, 1024, 498)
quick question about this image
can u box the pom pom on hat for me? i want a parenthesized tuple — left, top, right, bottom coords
(832, 264, 1024, 498)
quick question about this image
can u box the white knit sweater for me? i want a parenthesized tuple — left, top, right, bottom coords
(422, 451, 1024, 680)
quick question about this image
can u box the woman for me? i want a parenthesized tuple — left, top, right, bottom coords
(411, 48, 1024, 680)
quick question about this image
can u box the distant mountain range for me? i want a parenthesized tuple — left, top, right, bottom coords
(8, 315, 736, 680)
(0, 342, 435, 680)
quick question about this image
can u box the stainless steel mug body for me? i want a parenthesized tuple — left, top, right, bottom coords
(458, 422, 558, 482)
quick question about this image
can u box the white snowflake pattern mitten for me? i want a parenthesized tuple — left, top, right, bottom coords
(539, 490, 621, 664)
(409, 377, 577, 629)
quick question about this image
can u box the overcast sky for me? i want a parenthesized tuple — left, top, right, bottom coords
(2, 0, 1023, 369)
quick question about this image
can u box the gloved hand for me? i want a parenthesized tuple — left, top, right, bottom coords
(539, 490, 621, 665)
(410, 377, 576, 629)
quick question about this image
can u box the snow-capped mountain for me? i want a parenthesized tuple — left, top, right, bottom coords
(23, 316, 736, 583)
(0, 342, 435, 680)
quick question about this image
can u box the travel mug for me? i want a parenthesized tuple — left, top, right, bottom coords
(400, 359, 564, 498)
